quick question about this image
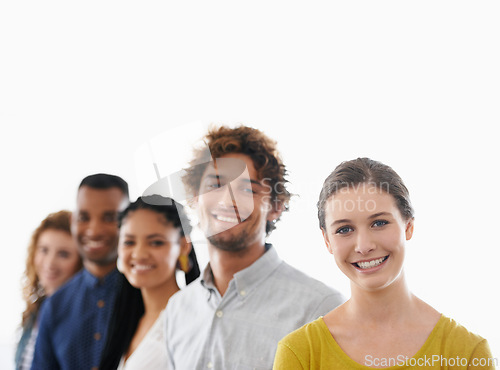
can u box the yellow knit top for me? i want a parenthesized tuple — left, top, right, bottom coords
(273, 315, 495, 369)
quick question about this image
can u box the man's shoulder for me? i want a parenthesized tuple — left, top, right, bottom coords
(266, 261, 345, 321)
(167, 277, 205, 308)
(44, 270, 86, 307)
(275, 261, 343, 297)
(268, 261, 346, 313)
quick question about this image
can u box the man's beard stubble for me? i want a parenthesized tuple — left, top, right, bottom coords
(207, 229, 250, 253)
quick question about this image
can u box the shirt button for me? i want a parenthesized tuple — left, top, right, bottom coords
(215, 310, 223, 318)
(240, 290, 246, 296)
(94, 332, 101, 341)
(97, 300, 105, 308)
(207, 362, 213, 368)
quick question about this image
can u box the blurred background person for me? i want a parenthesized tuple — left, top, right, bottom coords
(15, 211, 82, 370)
(32, 173, 129, 370)
(99, 195, 200, 370)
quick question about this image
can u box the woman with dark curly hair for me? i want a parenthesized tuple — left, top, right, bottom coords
(16, 210, 82, 370)
(99, 195, 200, 370)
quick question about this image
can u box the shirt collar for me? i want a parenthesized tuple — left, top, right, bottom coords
(200, 243, 282, 299)
(82, 267, 120, 288)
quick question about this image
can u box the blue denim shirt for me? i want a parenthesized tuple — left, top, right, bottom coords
(32, 268, 121, 370)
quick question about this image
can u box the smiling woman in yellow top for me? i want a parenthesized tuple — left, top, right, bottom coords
(273, 158, 494, 370)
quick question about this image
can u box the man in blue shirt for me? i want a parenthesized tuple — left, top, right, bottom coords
(32, 174, 129, 370)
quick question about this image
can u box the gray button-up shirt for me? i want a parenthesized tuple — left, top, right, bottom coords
(165, 245, 345, 370)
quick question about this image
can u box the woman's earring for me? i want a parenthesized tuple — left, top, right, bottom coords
(178, 255, 190, 273)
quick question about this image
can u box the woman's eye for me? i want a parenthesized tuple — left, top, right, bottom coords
(122, 240, 135, 247)
(58, 251, 70, 259)
(150, 240, 165, 247)
(372, 220, 388, 228)
(335, 226, 353, 235)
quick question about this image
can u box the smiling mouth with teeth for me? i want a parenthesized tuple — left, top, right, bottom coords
(132, 264, 154, 271)
(215, 215, 240, 223)
(213, 212, 250, 224)
(353, 255, 389, 270)
(85, 241, 107, 249)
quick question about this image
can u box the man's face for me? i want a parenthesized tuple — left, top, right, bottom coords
(196, 153, 281, 252)
(72, 186, 126, 266)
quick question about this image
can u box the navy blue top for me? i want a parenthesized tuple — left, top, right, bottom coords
(31, 268, 121, 370)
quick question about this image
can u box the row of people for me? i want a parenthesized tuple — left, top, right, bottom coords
(17, 125, 493, 369)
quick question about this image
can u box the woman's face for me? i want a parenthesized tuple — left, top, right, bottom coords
(118, 209, 186, 290)
(322, 184, 414, 292)
(34, 229, 81, 296)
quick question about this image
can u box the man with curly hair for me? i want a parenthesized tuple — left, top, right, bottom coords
(165, 125, 344, 369)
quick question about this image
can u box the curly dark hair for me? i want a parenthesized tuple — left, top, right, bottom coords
(182, 125, 291, 235)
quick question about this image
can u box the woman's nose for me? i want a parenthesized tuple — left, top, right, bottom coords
(354, 230, 376, 255)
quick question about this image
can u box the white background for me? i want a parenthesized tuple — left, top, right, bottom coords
(1, 1, 499, 368)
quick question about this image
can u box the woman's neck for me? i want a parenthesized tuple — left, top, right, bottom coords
(140, 278, 180, 317)
(347, 272, 416, 324)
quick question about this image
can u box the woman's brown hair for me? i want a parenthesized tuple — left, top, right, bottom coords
(317, 158, 414, 230)
(20, 210, 82, 326)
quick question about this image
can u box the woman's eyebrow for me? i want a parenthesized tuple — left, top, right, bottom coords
(368, 212, 391, 219)
(146, 234, 167, 239)
(330, 219, 351, 227)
